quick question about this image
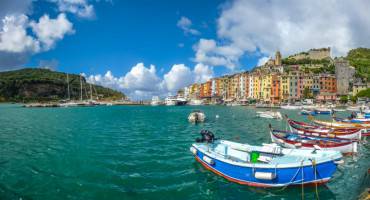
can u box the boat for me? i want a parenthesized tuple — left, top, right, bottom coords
(190, 130, 343, 187)
(314, 108, 333, 115)
(188, 99, 203, 106)
(346, 105, 369, 112)
(308, 115, 370, 129)
(257, 111, 283, 119)
(151, 96, 162, 106)
(300, 109, 316, 115)
(165, 96, 177, 106)
(270, 129, 358, 154)
(176, 97, 188, 106)
(281, 104, 301, 110)
(287, 118, 362, 139)
(188, 110, 206, 123)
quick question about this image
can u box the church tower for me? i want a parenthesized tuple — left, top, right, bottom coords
(275, 51, 282, 66)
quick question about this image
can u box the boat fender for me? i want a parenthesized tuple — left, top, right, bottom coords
(353, 142, 358, 153)
(254, 172, 276, 180)
(190, 147, 197, 155)
(203, 156, 214, 165)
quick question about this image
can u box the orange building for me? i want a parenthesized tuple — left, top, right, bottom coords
(270, 74, 281, 104)
(319, 74, 337, 93)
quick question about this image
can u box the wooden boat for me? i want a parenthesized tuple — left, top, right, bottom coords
(256, 111, 283, 119)
(287, 119, 361, 139)
(191, 131, 343, 187)
(270, 129, 358, 154)
(308, 115, 370, 129)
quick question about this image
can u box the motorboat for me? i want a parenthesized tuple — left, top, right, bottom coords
(188, 110, 206, 123)
(188, 99, 204, 106)
(190, 130, 343, 187)
(300, 109, 316, 115)
(314, 108, 333, 115)
(257, 111, 283, 120)
(281, 104, 302, 110)
(165, 96, 177, 106)
(270, 129, 358, 154)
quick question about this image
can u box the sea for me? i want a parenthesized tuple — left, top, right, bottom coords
(0, 104, 369, 200)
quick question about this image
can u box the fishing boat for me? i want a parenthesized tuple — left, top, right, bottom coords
(188, 110, 206, 123)
(190, 131, 343, 187)
(308, 115, 370, 129)
(270, 129, 358, 154)
(257, 111, 283, 119)
(287, 118, 361, 139)
(281, 104, 302, 110)
(314, 108, 333, 115)
(300, 109, 316, 115)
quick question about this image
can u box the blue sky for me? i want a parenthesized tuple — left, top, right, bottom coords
(1, 0, 369, 99)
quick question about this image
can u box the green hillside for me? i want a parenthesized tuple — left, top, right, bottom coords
(347, 48, 370, 80)
(0, 68, 125, 102)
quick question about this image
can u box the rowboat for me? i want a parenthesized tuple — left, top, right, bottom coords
(257, 111, 283, 119)
(188, 110, 206, 123)
(287, 119, 362, 139)
(191, 132, 343, 187)
(270, 129, 358, 154)
(314, 108, 333, 115)
(308, 115, 370, 129)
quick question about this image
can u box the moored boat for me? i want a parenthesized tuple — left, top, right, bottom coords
(308, 115, 370, 129)
(270, 129, 358, 154)
(287, 118, 362, 139)
(300, 109, 316, 115)
(257, 111, 283, 119)
(190, 131, 343, 187)
(314, 108, 333, 115)
(188, 110, 206, 123)
(281, 104, 302, 110)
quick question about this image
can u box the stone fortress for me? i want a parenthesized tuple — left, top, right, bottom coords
(288, 47, 331, 60)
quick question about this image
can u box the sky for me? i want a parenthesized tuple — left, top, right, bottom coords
(0, 0, 370, 99)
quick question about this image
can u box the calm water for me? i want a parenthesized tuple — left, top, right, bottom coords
(0, 104, 369, 200)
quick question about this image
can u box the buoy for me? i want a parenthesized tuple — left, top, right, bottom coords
(216, 115, 219, 119)
(254, 172, 276, 180)
(203, 156, 215, 165)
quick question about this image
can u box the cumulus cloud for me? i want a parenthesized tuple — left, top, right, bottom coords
(194, 63, 213, 83)
(195, 0, 370, 69)
(162, 64, 194, 92)
(257, 56, 270, 66)
(30, 13, 74, 50)
(177, 16, 200, 35)
(52, 0, 95, 19)
(86, 63, 214, 99)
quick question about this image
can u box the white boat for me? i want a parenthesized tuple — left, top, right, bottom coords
(281, 104, 302, 110)
(188, 99, 203, 106)
(257, 111, 283, 119)
(346, 105, 369, 112)
(188, 110, 206, 123)
(165, 96, 177, 106)
(151, 96, 162, 106)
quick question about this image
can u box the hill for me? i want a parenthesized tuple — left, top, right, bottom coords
(346, 48, 370, 80)
(0, 68, 125, 102)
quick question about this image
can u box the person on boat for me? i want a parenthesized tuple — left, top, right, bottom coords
(196, 130, 215, 143)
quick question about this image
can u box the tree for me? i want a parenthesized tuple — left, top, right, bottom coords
(303, 87, 312, 99)
(339, 95, 348, 104)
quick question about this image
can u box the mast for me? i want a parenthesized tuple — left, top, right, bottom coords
(66, 73, 70, 100)
(89, 83, 93, 100)
(80, 74, 83, 101)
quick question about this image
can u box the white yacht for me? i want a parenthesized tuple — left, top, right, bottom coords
(151, 96, 162, 106)
(165, 96, 177, 106)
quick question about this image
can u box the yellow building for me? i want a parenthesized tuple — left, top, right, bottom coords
(280, 74, 290, 102)
(189, 83, 200, 99)
(261, 74, 272, 102)
(253, 74, 262, 100)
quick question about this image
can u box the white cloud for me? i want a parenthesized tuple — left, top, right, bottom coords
(177, 16, 200, 35)
(257, 56, 270, 67)
(30, 13, 74, 50)
(53, 0, 95, 19)
(162, 64, 194, 92)
(195, 0, 370, 69)
(0, 15, 40, 53)
(194, 38, 243, 70)
(86, 63, 214, 99)
(194, 63, 213, 83)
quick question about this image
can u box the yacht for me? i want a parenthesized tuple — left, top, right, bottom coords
(151, 96, 162, 106)
(165, 96, 177, 106)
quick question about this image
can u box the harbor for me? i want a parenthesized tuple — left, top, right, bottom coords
(0, 103, 369, 199)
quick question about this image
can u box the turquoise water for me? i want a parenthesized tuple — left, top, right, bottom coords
(0, 104, 369, 200)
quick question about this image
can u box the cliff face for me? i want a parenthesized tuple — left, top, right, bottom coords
(0, 68, 125, 102)
(347, 48, 370, 80)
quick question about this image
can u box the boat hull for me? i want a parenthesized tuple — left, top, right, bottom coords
(192, 146, 337, 187)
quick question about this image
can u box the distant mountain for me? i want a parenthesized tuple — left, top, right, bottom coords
(0, 68, 125, 102)
(346, 48, 370, 80)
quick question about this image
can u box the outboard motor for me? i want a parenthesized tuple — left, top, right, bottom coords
(196, 130, 215, 143)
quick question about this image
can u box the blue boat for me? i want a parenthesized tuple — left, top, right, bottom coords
(300, 109, 316, 115)
(190, 131, 343, 187)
